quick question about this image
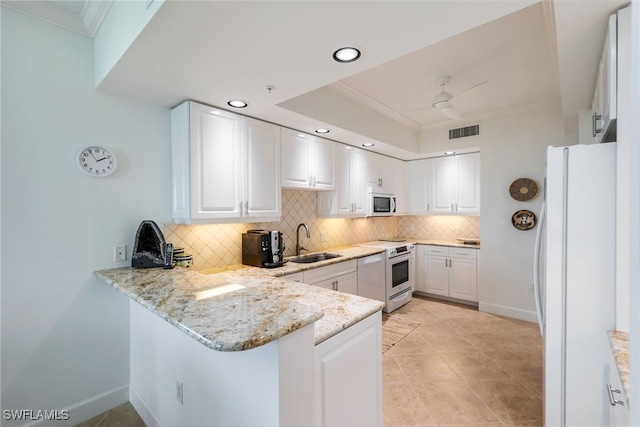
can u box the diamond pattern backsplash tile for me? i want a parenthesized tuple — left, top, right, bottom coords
(163, 190, 479, 270)
(397, 215, 480, 241)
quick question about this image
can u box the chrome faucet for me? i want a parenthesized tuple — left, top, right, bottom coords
(296, 223, 311, 256)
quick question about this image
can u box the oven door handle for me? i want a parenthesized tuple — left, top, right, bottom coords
(389, 252, 413, 262)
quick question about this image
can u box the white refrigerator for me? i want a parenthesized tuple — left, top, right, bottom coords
(534, 143, 617, 426)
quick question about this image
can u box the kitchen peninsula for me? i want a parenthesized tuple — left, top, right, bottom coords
(96, 245, 385, 427)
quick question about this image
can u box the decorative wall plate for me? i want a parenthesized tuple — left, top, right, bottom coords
(512, 210, 537, 230)
(509, 178, 539, 201)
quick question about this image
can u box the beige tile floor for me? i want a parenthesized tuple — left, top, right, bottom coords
(75, 296, 542, 427)
(384, 296, 543, 427)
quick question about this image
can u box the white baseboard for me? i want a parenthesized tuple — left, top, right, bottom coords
(19, 384, 129, 427)
(130, 385, 163, 426)
(478, 302, 538, 323)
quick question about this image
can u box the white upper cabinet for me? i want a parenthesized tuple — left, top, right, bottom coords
(407, 159, 431, 214)
(365, 152, 391, 189)
(281, 128, 335, 190)
(431, 156, 456, 213)
(171, 101, 281, 223)
(431, 153, 480, 215)
(454, 153, 481, 214)
(406, 153, 480, 215)
(591, 13, 617, 143)
(388, 158, 408, 214)
(244, 117, 282, 217)
(317, 145, 366, 218)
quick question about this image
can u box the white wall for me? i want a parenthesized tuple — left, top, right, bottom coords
(420, 106, 565, 321)
(1, 9, 171, 425)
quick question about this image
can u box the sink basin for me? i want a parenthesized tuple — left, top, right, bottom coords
(288, 252, 342, 264)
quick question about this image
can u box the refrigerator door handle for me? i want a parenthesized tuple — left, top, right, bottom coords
(533, 201, 545, 336)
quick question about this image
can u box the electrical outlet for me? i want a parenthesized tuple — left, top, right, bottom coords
(176, 380, 183, 404)
(409, 224, 415, 233)
(320, 231, 327, 242)
(114, 245, 127, 262)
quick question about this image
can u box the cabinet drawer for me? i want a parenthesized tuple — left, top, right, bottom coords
(449, 248, 477, 260)
(303, 260, 357, 284)
(424, 245, 449, 256)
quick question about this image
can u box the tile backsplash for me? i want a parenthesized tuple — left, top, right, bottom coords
(163, 189, 480, 270)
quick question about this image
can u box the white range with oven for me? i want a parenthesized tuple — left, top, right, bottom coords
(358, 240, 415, 313)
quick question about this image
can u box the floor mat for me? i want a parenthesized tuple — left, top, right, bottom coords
(381, 313, 420, 353)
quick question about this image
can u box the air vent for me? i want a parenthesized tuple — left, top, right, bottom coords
(449, 124, 480, 140)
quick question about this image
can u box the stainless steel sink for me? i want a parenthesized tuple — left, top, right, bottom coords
(288, 252, 342, 264)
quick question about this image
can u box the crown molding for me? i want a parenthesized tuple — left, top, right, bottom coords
(2, 1, 112, 37)
(330, 81, 422, 130)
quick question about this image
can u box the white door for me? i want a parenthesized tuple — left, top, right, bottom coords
(455, 153, 481, 214)
(244, 117, 281, 218)
(449, 257, 477, 301)
(337, 272, 358, 295)
(336, 146, 353, 215)
(408, 159, 430, 213)
(431, 156, 455, 213)
(424, 254, 449, 296)
(191, 103, 243, 218)
(350, 148, 367, 215)
(281, 129, 310, 188)
(312, 137, 336, 190)
(388, 158, 407, 214)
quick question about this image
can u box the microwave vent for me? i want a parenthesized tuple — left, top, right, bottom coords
(449, 124, 480, 140)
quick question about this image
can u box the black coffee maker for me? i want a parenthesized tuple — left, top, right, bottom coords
(242, 229, 284, 268)
(131, 220, 167, 268)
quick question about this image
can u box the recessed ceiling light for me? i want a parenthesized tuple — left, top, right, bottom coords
(362, 143, 374, 147)
(227, 100, 248, 108)
(315, 128, 330, 134)
(333, 47, 361, 63)
(444, 151, 456, 155)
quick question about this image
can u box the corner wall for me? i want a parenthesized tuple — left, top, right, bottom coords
(420, 106, 565, 321)
(1, 9, 171, 425)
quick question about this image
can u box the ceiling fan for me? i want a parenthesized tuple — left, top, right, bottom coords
(414, 75, 489, 120)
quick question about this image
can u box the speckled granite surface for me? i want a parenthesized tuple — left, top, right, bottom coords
(96, 246, 385, 352)
(609, 330, 630, 399)
(410, 238, 481, 249)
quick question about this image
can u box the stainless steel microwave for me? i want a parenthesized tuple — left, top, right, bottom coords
(366, 188, 396, 217)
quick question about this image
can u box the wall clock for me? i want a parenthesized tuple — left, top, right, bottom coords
(76, 146, 117, 177)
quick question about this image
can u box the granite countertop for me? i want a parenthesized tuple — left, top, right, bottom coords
(410, 238, 481, 249)
(96, 245, 385, 353)
(608, 330, 630, 399)
(199, 246, 386, 277)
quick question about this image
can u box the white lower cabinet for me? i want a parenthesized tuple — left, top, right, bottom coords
(415, 245, 478, 302)
(303, 260, 358, 295)
(315, 311, 382, 427)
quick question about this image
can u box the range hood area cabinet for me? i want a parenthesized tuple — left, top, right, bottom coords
(407, 152, 481, 215)
(281, 128, 336, 191)
(171, 101, 281, 224)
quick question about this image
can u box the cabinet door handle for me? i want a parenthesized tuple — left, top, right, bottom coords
(455, 203, 458, 211)
(607, 384, 625, 406)
(239, 202, 244, 216)
(592, 112, 603, 137)
(332, 280, 338, 291)
(427, 203, 430, 212)
(244, 201, 248, 214)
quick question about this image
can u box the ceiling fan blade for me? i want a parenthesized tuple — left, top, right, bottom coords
(440, 107, 462, 120)
(451, 80, 489, 100)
